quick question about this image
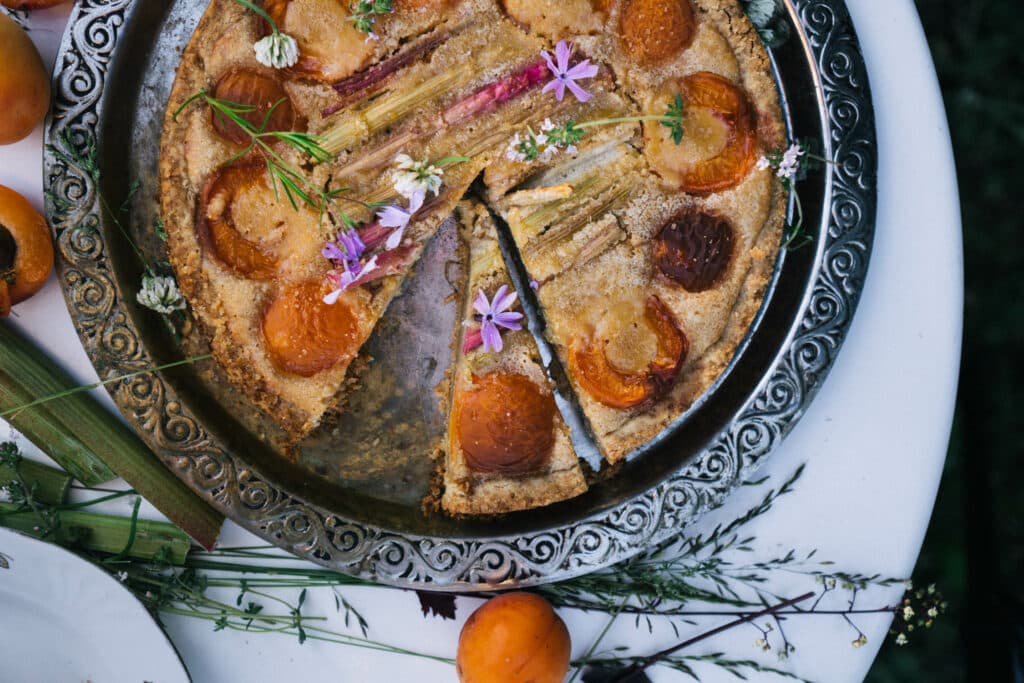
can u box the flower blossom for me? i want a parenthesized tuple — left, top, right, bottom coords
(322, 229, 378, 304)
(137, 275, 186, 315)
(776, 143, 805, 179)
(392, 154, 443, 200)
(254, 32, 299, 70)
(541, 40, 599, 103)
(473, 285, 523, 353)
(756, 155, 772, 171)
(376, 191, 424, 250)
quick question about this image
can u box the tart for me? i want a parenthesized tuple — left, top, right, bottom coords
(159, 0, 786, 510)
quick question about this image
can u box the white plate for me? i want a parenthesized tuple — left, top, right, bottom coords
(0, 527, 190, 683)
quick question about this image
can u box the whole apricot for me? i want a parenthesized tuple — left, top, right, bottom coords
(0, 13, 50, 145)
(456, 592, 571, 683)
(0, 184, 54, 316)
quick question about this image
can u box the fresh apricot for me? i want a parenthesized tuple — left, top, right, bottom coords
(643, 71, 757, 194)
(197, 162, 280, 279)
(620, 0, 696, 65)
(262, 0, 375, 83)
(0, 14, 50, 145)
(454, 372, 556, 475)
(0, 185, 54, 316)
(261, 280, 364, 376)
(569, 296, 687, 408)
(654, 210, 734, 291)
(210, 68, 304, 145)
(456, 593, 571, 683)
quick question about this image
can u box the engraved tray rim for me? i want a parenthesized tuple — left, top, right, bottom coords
(42, 0, 877, 590)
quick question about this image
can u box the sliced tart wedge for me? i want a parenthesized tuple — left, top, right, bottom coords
(442, 203, 586, 514)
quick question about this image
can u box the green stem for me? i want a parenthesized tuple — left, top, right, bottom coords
(230, 0, 279, 33)
(0, 502, 192, 563)
(0, 457, 70, 505)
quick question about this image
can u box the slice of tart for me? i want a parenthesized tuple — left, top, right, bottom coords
(442, 202, 587, 514)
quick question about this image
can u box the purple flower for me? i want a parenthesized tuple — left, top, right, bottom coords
(473, 284, 524, 353)
(322, 228, 367, 271)
(541, 41, 599, 103)
(376, 191, 424, 250)
(323, 255, 379, 304)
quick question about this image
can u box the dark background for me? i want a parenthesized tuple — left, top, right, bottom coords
(868, 1, 1022, 680)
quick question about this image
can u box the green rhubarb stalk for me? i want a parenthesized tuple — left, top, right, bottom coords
(0, 323, 223, 549)
(0, 502, 192, 564)
(0, 457, 71, 506)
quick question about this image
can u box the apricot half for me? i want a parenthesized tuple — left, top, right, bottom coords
(643, 71, 757, 194)
(456, 593, 571, 683)
(210, 68, 304, 145)
(263, 0, 375, 83)
(261, 280, 364, 376)
(455, 372, 556, 476)
(620, 0, 696, 65)
(569, 296, 688, 409)
(654, 210, 734, 291)
(0, 185, 54, 317)
(0, 14, 50, 145)
(197, 162, 282, 279)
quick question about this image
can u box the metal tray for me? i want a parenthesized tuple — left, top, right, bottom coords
(43, 0, 876, 589)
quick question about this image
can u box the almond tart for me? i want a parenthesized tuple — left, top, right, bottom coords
(159, 0, 786, 511)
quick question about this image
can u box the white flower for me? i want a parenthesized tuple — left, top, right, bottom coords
(902, 605, 914, 620)
(756, 155, 772, 171)
(116, 571, 128, 583)
(776, 143, 804, 179)
(392, 154, 443, 200)
(137, 275, 186, 315)
(0, 486, 10, 503)
(895, 633, 908, 646)
(254, 32, 299, 70)
(377, 191, 424, 250)
(505, 134, 527, 162)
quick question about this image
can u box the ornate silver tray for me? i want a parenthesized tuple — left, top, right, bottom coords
(43, 0, 876, 589)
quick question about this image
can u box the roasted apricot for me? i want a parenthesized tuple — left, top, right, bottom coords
(0, 14, 50, 145)
(620, 0, 695, 65)
(654, 210, 734, 291)
(197, 162, 281, 279)
(500, 0, 607, 37)
(210, 69, 304, 145)
(263, 0, 375, 83)
(643, 71, 757, 194)
(0, 185, 54, 317)
(456, 593, 571, 683)
(455, 372, 556, 475)
(261, 280, 364, 376)
(569, 296, 687, 408)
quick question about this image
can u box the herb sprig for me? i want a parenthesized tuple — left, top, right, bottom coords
(349, 0, 393, 34)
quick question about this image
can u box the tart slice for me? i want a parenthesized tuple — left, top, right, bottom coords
(442, 203, 587, 514)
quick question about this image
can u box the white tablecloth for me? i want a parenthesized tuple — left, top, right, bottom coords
(1, 1, 961, 680)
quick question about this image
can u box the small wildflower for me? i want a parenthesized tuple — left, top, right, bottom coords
(117, 571, 128, 583)
(392, 154, 443, 200)
(852, 635, 868, 648)
(137, 275, 187, 315)
(0, 486, 10, 503)
(322, 229, 377, 303)
(254, 32, 299, 69)
(902, 605, 914, 620)
(473, 285, 523, 353)
(145, 591, 154, 598)
(377, 191, 424, 250)
(529, 279, 539, 290)
(756, 155, 772, 171)
(776, 143, 805, 179)
(541, 40, 599, 103)
(895, 633, 908, 646)
(754, 638, 766, 649)
(927, 606, 938, 618)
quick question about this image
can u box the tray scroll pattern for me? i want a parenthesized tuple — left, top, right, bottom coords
(43, 0, 875, 589)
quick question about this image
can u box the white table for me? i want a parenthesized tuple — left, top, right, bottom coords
(1, 1, 961, 681)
